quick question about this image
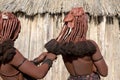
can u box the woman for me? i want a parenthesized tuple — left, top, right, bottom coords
(0, 12, 56, 80)
(45, 7, 108, 80)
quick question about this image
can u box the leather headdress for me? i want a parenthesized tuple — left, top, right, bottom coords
(63, 7, 85, 22)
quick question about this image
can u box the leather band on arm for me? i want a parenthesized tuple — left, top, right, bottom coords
(17, 58, 27, 68)
(11, 58, 27, 69)
(93, 56, 103, 62)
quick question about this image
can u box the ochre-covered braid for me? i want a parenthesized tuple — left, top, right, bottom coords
(56, 24, 69, 43)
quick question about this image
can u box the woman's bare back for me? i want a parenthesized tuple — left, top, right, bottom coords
(0, 64, 24, 80)
(62, 55, 94, 76)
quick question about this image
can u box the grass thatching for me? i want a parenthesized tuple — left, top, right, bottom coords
(0, 0, 120, 16)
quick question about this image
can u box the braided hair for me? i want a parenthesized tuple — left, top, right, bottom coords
(45, 7, 96, 57)
(0, 12, 21, 64)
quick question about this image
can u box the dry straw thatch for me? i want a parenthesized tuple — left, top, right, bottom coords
(0, 0, 120, 16)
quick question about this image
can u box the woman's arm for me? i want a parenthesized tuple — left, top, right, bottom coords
(91, 40, 108, 77)
(31, 52, 47, 65)
(9, 50, 56, 79)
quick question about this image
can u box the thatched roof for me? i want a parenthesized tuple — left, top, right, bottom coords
(0, 0, 120, 16)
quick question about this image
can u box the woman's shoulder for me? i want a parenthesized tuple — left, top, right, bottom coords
(9, 48, 26, 66)
(14, 49, 25, 57)
(87, 39, 98, 47)
(87, 39, 96, 43)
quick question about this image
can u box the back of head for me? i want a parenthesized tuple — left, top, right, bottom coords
(45, 7, 96, 56)
(57, 7, 88, 43)
(0, 12, 21, 43)
(56, 7, 96, 56)
(0, 12, 21, 64)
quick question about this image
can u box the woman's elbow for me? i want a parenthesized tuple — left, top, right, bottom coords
(99, 68, 108, 77)
(32, 71, 47, 79)
(38, 74, 46, 79)
(33, 74, 46, 79)
(100, 72, 108, 77)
